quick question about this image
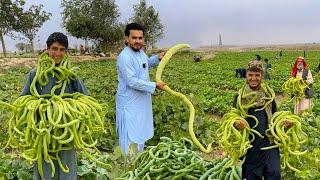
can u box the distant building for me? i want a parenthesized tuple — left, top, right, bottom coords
(219, 33, 222, 46)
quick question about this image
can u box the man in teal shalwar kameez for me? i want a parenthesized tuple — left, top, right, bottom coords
(116, 23, 166, 154)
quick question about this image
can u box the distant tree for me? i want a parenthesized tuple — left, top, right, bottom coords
(61, 0, 124, 53)
(130, 0, 164, 49)
(15, 42, 25, 52)
(24, 43, 32, 53)
(0, 0, 24, 57)
(15, 42, 32, 53)
(17, 4, 51, 55)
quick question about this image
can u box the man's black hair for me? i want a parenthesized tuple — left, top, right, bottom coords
(46, 32, 68, 49)
(125, 23, 145, 37)
(255, 54, 261, 61)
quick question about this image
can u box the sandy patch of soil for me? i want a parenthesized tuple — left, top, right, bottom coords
(0, 55, 115, 69)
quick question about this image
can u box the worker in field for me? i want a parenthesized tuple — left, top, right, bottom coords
(263, 58, 272, 80)
(79, 44, 85, 55)
(235, 68, 246, 78)
(233, 61, 291, 180)
(291, 57, 313, 114)
(116, 23, 166, 154)
(193, 55, 201, 62)
(255, 54, 261, 61)
(21, 32, 88, 179)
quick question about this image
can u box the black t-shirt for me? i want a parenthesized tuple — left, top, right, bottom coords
(233, 95, 277, 166)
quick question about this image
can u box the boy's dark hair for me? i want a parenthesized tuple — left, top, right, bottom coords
(46, 32, 68, 49)
(247, 60, 263, 73)
(125, 23, 145, 37)
(248, 66, 263, 73)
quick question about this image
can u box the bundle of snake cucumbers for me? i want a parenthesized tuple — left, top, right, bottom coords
(0, 52, 111, 179)
(282, 77, 308, 100)
(262, 111, 308, 173)
(217, 108, 263, 167)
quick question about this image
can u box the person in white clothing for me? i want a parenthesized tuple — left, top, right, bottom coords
(116, 23, 166, 154)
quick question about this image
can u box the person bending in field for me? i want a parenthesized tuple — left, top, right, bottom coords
(21, 32, 88, 180)
(255, 54, 262, 61)
(263, 58, 272, 80)
(235, 68, 247, 78)
(115, 23, 166, 154)
(233, 61, 291, 180)
(279, 50, 283, 60)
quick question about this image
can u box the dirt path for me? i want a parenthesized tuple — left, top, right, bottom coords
(193, 49, 217, 61)
(0, 57, 37, 69)
(205, 113, 223, 121)
(0, 55, 112, 69)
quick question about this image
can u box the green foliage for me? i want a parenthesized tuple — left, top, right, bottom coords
(281, 149, 320, 179)
(16, 4, 51, 54)
(0, 50, 320, 178)
(77, 147, 131, 179)
(0, 0, 25, 35)
(0, 150, 33, 180)
(130, 0, 164, 49)
(77, 152, 110, 179)
(0, 0, 25, 57)
(61, 0, 123, 53)
(15, 42, 26, 52)
(0, 148, 129, 179)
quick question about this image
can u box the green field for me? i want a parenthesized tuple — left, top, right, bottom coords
(0, 50, 319, 179)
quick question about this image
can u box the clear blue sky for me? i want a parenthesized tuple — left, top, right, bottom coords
(3, 0, 320, 51)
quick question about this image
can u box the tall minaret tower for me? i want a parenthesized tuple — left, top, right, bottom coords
(219, 33, 222, 46)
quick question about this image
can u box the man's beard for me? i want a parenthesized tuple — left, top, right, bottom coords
(297, 64, 303, 70)
(130, 44, 141, 52)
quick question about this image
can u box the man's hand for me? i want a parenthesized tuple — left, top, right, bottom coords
(234, 119, 247, 130)
(283, 120, 293, 129)
(156, 82, 166, 90)
(158, 50, 167, 61)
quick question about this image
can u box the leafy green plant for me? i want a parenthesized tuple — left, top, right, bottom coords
(0, 150, 33, 180)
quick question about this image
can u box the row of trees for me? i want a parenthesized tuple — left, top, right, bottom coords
(0, 0, 51, 57)
(1, 0, 164, 56)
(61, 0, 164, 52)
